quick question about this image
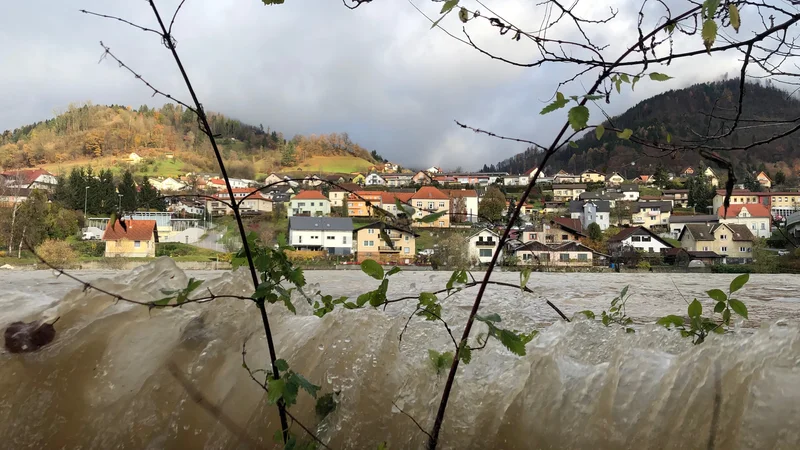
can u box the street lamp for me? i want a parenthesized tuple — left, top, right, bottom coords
(118, 194, 123, 211)
(84, 186, 90, 218)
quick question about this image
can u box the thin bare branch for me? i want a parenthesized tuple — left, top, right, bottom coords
(80, 9, 162, 36)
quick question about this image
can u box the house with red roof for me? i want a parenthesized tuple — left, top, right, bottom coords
(410, 186, 450, 228)
(102, 219, 158, 257)
(289, 190, 330, 217)
(717, 203, 772, 238)
(1, 168, 58, 191)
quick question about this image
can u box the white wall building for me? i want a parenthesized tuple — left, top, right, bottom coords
(569, 200, 611, 230)
(467, 228, 503, 265)
(607, 226, 674, 255)
(288, 217, 353, 255)
(365, 173, 386, 186)
(288, 191, 331, 217)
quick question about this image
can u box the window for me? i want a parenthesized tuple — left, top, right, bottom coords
(721, 246, 728, 252)
(478, 236, 484, 242)
(641, 236, 651, 242)
(703, 246, 709, 251)
(522, 253, 532, 261)
(298, 202, 305, 207)
(761, 223, 766, 230)
(405, 236, 409, 241)
(560, 253, 570, 261)
(578, 254, 588, 261)
(342, 236, 347, 244)
(299, 236, 303, 243)
(134, 241, 141, 248)
(327, 236, 334, 240)
(529, 233, 536, 240)
(720, 234, 727, 240)
(632, 236, 641, 242)
(740, 246, 747, 252)
(439, 201, 445, 208)
(561, 234, 568, 241)
(368, 229, 375, 234)
(416, 201, 422, 207)
(479, 249, 492, 257)
(312, 235, 319, 239)
(404, 247, 410, 254)
(540, 253, 550, 262)
(310, 202, 315, 207)
(428, 202, 434, 209)
(439, 221, 444, 227)
(649, 247, 654, 253)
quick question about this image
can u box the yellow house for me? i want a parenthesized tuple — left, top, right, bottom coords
(679, 223, 754, 263)
(410, 186, 450, 228)
(631, 201, 672, 229)
(347, 191, 384, 217)
(102, 219, 159, 257)
(354, 222, 418, 264)
(580, 170, 606, 183)
(704, 167, 720, 187)
(552, 184, 586, 202)
(756, 171, 772, 189)
(351, 173, 366, 184)
(606, 172, 625, 186)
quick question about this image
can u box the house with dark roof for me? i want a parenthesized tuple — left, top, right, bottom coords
(663, 248, 724, 266)
(569, 200, 611, 230)
(679, 223, 755, 264)
(632, 201, 672, 229)
(513, 240, 603, 267)
(607, 226, 674, 257)
(289, 217, 353, 255)
(668, 214, 718, 238)
(102, 219, 159, 257)
(519, 218, 585, 245)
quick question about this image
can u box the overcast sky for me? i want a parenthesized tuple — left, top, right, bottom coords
(0, 0, 753, 170)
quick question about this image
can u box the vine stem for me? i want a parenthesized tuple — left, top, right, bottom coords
(426, 6, 703, 448)
(145, 0, 290, 440)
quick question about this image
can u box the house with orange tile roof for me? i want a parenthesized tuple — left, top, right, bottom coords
(347, 191, 384, 217)
(102, 219, 159, 257)
(409, 186, 450, 227)
(1, 168, 58, 191)
(289, 190, 330, 217)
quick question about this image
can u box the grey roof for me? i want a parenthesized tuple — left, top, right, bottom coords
(553, 183, 587, 189)
(636, 201, 673, 213)
(289, 217, 353, 231)
(682, 224, 715, 240)
(620, 183, 639, 192)
(569, 199, 611, 213)
(669, 214, 718, 224)
(579, 191, 623, 201)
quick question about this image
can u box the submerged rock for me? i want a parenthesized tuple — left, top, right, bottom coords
(3, 318, 58, 353)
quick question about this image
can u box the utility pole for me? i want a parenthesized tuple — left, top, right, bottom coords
(84, 186, 90, 218)
(118, 194, 123, 211)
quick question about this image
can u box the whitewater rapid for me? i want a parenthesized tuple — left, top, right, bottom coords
(2, 259, 800, 449)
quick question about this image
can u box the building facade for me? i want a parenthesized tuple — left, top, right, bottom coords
(289, 191, 331, 217)
(288, 217, 353, 255)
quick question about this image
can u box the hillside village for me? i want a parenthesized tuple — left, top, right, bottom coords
(3, 159, 800, 271)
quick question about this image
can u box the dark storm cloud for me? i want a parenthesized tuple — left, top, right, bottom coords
(0, 0, 745, 170)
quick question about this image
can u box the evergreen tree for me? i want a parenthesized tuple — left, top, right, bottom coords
(138, 176, 165, 211)
(775, 170, 786, 185)
(687, 175, 714, 213)
(66, 167, 87, 211)
(118, 170, 138, 212)
(587, 222, 603, 241)
(743, 172, 762, 192)
(97, 169, 118, 214)
(281, 141, 296, 166)
(653, 165, 670, 188)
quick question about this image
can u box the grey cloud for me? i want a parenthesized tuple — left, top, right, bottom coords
(0, 0, 750, 170)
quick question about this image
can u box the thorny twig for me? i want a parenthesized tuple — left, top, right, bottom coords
(392, 400, 433, 440)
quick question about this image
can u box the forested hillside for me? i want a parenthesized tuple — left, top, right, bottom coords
(483, 79, 800, 178)
(0, 103, 377, 175)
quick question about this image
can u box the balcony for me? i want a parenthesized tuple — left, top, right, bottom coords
(379, 246, 401, 253)
(475, 240, 497, 247)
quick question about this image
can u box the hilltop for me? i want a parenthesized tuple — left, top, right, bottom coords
(0, 103, 378, 178)
(484, 79, 800, 177)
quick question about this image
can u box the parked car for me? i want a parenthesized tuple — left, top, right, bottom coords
(82, 231, 100, 241)
(778, 250, 790, 256)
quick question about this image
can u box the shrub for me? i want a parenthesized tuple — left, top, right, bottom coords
(70, 241, 105, 257)
(37, 239, 78, 269)
(636, 260, 651, 270)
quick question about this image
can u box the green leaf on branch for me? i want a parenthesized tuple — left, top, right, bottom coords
(395, 198, 415, 216)
(723, 308, 731, 324)
(369, 279, 389, 307)
(615, 77, 622, 94)
(577, 310, 596, 320)
(458, 7, 469, 23)
(584, 94, 604, 101)
(520, 268, 531, 290)
(428, 349, 454, 375)
(617, 128, 633, 140)
(498, 329, 527, 356)
(568, 141, 578, 148)
(729, 4, 740, 32)
(417, 292, 441, 321)
(707, 289, 727, 302)
(729, 273, 749, 293)
(275, 359, 290, 372)
(361, 259, 384, 280)
(688, 299, 703, 318)
(656, 315, 685, 328)
(458, 341, 472, 364)
(440, 0, 459, 13)
(567, 105, 590, 131)
(714, 301, 726, 313)
(631, 76, 640, 91)
(728, 298, 748, 319)
(418, 210, 447, 223)
(540, 92, 570, 115)
(386, 266, 402, 277)
(702, 19, 717, 52)
(476, 313, 502, 323)
(267, 378, 285, 404)
(649, 72, 673, 81)
(667, 132, 672, 144)
(619, 73, 630, 83)
(703, 0, 720, 19)
(289, 372, 320, 398)
(595, 124, 605, 140)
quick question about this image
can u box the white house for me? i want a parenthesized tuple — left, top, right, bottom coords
(1, 168, 59, 191)
(288, 217, 353, 255)
(607, 226, 674, 255)
(569, 200, 611, 230)
(149, 177, 186, 192)
(620, 184, 640, 201)
(289, 190, 331, 217)
(365, 173, 386, 186)
(503, 174, 530, 186)
(467, 228, 503, 265)
(717, 203, 772, 239)
(606, 172, 625, 186)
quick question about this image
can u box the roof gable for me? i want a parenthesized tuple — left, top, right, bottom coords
(411, 186, 449, 200)
(102, 220, 157, 241)
(289, 217, 353, 231)
(292, 190, 328, 200)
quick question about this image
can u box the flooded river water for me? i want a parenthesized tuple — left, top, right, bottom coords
(2, 260, 800, 448)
